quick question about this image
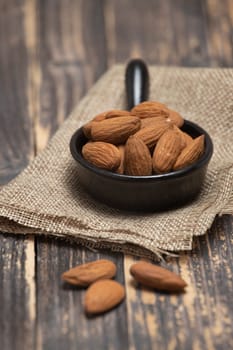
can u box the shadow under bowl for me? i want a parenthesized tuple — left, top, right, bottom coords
(70, 121, 213, 212)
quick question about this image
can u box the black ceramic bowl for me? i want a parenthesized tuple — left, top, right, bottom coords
(70, 59, 213, 212)
(70, 120, 213, 212)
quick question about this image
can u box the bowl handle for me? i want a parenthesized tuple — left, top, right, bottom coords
(125, 59, 149, 110)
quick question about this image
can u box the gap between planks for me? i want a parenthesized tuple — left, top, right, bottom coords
(22, 0, 41, 341)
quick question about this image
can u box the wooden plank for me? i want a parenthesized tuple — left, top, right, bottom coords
(1, 0, 232, 349)
(35, 1, 128, 349)
(105, 0, 233, 349)
(104, 0, 233, 67)
(0, 0, 34, 184)
(124, 216, 233, 349)
(0, 234, 36, 350)
(104, 0, 207, 66)
(0, 0, 38, 349)
(36, 237, 128, 350)
(204, 0, 233, 66)
(36, 0, 108, 151)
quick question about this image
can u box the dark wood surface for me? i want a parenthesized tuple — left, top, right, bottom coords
(0, 1, 233, 349)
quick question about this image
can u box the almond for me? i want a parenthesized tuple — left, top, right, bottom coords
(105, 109, 133, 119)
(93, 111, 110, 121)
(82, 121, 96, 139)
(173, 135, 205, 170)
(152, 129, 182, 173)
(116, 145, 125, 174)
(173, 125, 193, 149)
(82, 141, 121, 170)
(84, 279, 125, 315)
(91, 116, 141, 144)
(167, 109, 184, 127)
(130, 261, 187, 292)
(61, 259, 117, 287)
(140, 116, 167, 129)
(134, 120, 171, 149)
(124, 136, 152, 176)
(131, 101, 170, 119)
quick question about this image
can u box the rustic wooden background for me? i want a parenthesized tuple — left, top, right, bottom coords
(0, 1, 233, 349)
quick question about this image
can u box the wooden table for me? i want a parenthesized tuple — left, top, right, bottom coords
(0, 1, 233, 349)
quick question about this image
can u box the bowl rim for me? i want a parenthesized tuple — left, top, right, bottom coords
(70, 120, 213, 182)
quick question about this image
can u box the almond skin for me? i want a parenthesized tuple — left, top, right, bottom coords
(62, 259, 117, 287)
(124, 136, 152, 176)
(152, 129, 182, 173)
(130, 261, 187, 292)
(167, 109, 184, 127)
(91, 116, 141, 144)
(92, 111, 110, 121)
(82, 121, 96, 139)
(134, 120, 171, 149)
(173, 125, 193, 149)
(173, 135, 205, 170)
(116, 145, 125, 174)
(131, 101, 169, 119)
(84, 279, 125, 315)
(82, 141, 121, 170)
(140, 116, 167, 128)
(105, 109, 133, 119)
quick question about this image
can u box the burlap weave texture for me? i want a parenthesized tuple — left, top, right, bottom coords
(0, 65, 232, 257)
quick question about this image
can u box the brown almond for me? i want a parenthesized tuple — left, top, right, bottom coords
(62, 259, 117, 287)
(83, 121, 96, 139)
(134, 120, 171, 149)
(173, 125, 193, 149)
(84, 279, 125, 315)
(173, 135, 205, 170)
(167, 109, 184, 127)
(105, 109, 133, 119)
(152, 129, 182, 173)
(131, 101, 169, 119)
(82, 141, 121, 170)
(124, 136, 152, 176)
(92, 111, 110, 121)
(130, 261, 187, 292)
(91, 116, 141, 144)
(116, 145, 125, 174)
(140, 116, 167, 129)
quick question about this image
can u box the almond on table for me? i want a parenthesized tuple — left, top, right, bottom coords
(61, 259, 117, 287)
(130, 261, 187, 293)
(84, 279, 125, 315)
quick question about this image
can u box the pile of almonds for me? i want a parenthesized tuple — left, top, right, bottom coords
(81, 101, 205, 176)
(62, 259, 187, 315)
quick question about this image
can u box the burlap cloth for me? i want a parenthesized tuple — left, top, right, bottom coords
(0, 65, 233, 258)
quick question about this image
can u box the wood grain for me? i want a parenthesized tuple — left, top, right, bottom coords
(0, 1, 36, 350)
(37, 0, 107, 151)
(105, 0, 233, 67)
(0, 0, 34, 184)
(0, 0, 233, 349)
(35, 2, 127, 349)
(0, 234, 36, 350)
(125, 216, 233, 349)
(35, 237, 128, 350)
